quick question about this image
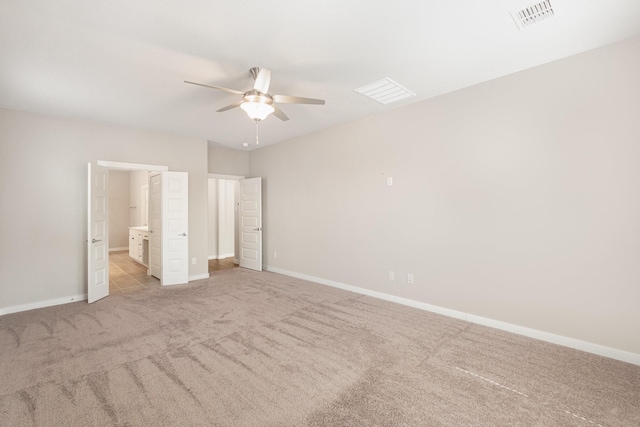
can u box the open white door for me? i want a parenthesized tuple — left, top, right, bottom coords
(239, 177, 262, 271)
(149, 173, 162, 279)
(87, 163, 109, 303)
(162, 171, 189, 285)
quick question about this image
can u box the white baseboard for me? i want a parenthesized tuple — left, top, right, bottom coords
(189, 273, 210, 281)
(208, 253, 234, 260)
(109, 247, 128, 252)
(265, 266, 640, 367)
(0, 294, 88, 316)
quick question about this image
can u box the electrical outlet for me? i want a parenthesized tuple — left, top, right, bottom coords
(388, 270, 395, 281)
(407, 273, 414, 284)
(192, 258, 197, 265)
(274, 251, 278, 259)
(387, 177, 393, 186)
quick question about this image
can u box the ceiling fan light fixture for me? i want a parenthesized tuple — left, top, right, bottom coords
(241, 102, 275, 121)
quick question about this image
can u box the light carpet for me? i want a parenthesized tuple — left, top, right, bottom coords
(1, 268, 638, 426)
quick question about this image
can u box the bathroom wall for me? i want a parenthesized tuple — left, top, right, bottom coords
(130, 170, 149, 227)
(108, 170, 130, 249)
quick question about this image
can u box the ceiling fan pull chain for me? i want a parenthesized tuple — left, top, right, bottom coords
(255, 119, 260, 145)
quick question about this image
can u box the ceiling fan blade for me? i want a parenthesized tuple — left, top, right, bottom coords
(253, 69, 271, 94)
(216, 100, 244, 112)
(273, 94, 325, 105)
(184, 80, 244, 95)
(272, 105, 290, 121)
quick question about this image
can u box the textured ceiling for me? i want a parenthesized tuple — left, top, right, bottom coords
(2, 0, 640, 150)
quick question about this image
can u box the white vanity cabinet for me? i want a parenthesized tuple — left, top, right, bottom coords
(128, 226, 149, 266)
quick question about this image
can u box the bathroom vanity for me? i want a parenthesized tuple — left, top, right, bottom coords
(128, 226, 149, 266)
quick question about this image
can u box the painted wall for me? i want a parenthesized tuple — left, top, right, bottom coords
(0, 108, 209, 311)
(108, 170, 130, 249)
(129, 170, 149, 227)
(208, 145, 250, 176)
(250, 36, 640, 356)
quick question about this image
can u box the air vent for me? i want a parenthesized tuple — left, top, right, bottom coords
(355, 78, 416, 105)
(511, 1, 555, 30)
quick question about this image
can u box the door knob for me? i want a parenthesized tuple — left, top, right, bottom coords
(92, 238, 102, 243)
(253, 227, 262, 231)
(180, 232, 187, 236)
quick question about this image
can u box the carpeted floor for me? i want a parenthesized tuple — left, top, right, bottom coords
(1, 268, 638, 426)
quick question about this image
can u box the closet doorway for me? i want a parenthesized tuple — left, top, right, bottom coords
(208, 174, 243, 274)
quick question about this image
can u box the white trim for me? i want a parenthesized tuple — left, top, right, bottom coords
(109, 247, 128, 252)
(265, 266, 640, 367)
(208, 173, 245, 180)
(208, 253, 234, 260)
(98, 160, 168, 171)
(0, 294, 87, 316)
(189, 273, 210, 282)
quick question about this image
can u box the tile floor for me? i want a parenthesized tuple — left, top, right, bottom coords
(109, 250, 160, 294)
(109, 251, 238, 295)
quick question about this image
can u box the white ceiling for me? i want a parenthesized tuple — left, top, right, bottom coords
(2, 0, 640, 150)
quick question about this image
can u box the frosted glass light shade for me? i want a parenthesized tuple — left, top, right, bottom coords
(241, 102, 275, 121)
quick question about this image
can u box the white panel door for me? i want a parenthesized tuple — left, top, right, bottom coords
(162, 171, 189, 285)
(87, 163, 109, 303)
(149, 173, 162, 279)
(239, 177, 262, 271)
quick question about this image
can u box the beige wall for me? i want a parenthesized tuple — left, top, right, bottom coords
(108, 170, 130, 249)
(208, 145, 250, 176)
(0, 108, 209, 310)
(250, 36, 640, 355)
(129, 170, 149, 227)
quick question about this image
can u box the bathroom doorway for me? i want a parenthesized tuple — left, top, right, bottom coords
(107, 169, 160, 294)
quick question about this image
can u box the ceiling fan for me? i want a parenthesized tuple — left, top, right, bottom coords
(185, 67, 325, 122)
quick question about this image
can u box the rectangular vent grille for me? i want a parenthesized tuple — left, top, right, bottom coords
(355, 78, 416, 105)
(511, 1, 554, 30)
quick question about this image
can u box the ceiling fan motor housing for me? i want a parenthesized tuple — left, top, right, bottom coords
(243, 90, 274, 105)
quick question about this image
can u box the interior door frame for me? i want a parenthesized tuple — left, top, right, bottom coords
(208, 173, 244, 264)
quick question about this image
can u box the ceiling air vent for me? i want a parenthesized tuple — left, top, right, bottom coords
(355, 78, 416, 105)
(511, 1, 555, 30)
